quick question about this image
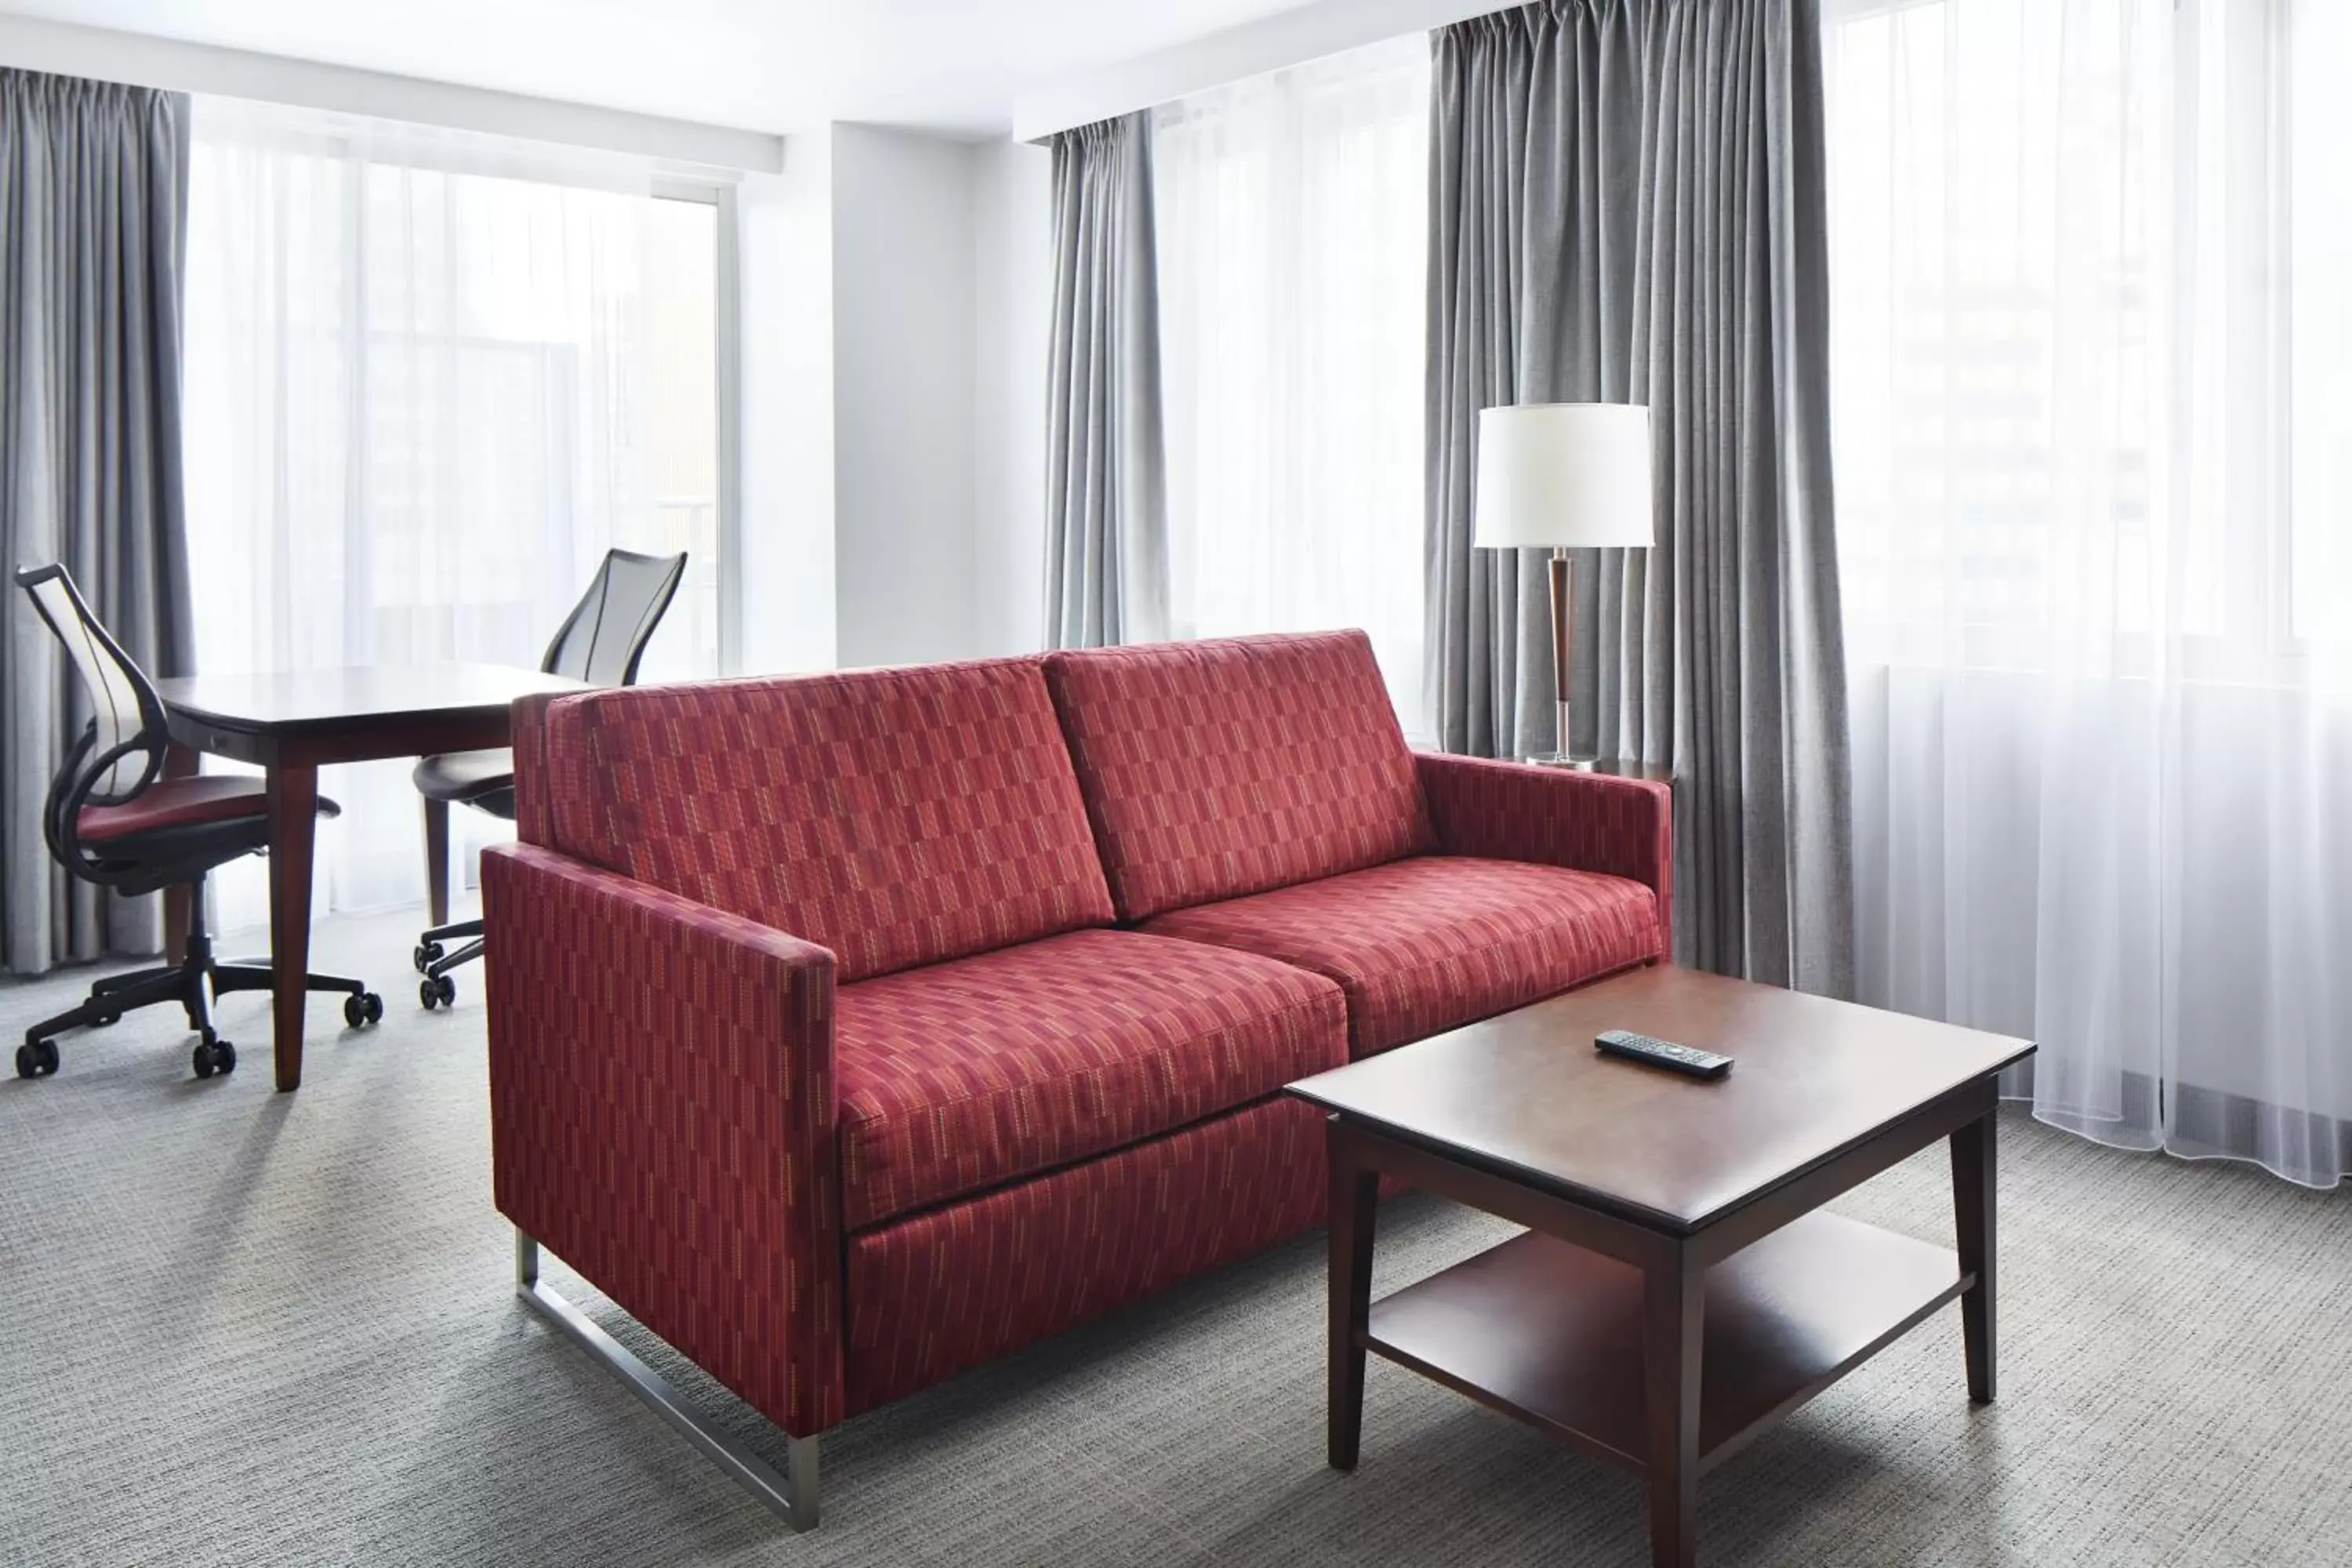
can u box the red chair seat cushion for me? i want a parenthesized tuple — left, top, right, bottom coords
(835, 928, 1347, 1229)
(78, 775, 338, 844)
(1139, 855, 1664, 1059)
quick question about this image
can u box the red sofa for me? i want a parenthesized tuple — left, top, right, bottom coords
(481, 630, 1671, 1525)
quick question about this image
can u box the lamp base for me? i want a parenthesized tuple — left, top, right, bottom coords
(1519, 753, 1598, 771)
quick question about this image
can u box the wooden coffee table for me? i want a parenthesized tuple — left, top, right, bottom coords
(1287, 966, 2034, 1568)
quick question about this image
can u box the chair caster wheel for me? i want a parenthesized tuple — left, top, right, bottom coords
(16, 1040, 59, 1078)
(420, 975, 456, 1011)
(192, 1037, 236, 1079)
(413, 942, 444, 975)
(345, 992, 385, 1029)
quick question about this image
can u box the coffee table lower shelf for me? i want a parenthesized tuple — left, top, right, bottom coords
(1363, 1210, 1968, 1475)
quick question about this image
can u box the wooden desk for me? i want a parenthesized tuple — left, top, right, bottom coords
(154, 662, 588, 1092)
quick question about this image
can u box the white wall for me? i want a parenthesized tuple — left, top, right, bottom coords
(969, 136, 1054, 657)
(742, 125, 1047, 674)
(828, 125, 980, 669)
(1011, 0, 1477, 140)
(735, 132, 840, 675)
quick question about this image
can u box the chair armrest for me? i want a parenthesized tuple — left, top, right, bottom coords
(1414, 753, 1674, 947)
(482, 840, 844, 1436)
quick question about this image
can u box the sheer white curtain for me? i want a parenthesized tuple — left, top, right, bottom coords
(1152, 35, 1432, 737)
(1827, 0, 2352, 1187)
(183, 98, 700, 929)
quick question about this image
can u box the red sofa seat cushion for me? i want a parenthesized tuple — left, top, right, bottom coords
(1043, 630, 1434, 922)
(539, 658, 1115, 982)
(1139, 855, 1664, 1058)
(835, 928, 1348, 1229)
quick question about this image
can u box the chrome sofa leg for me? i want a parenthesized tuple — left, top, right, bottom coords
(512, 1229, 820, 1529)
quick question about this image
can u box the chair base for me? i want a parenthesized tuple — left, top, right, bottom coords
(413, 917, 485, 1009)
(19, 913, 381, 1080)
(514, 1230, 821, 1530)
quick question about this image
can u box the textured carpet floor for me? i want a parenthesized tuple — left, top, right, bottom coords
(2, 908, 2347, 1567)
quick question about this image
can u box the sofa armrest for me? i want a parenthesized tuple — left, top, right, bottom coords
(482, 840, 845, 1436)
(1414, 752, 1674, 949)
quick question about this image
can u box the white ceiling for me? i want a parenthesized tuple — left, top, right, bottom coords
(0, 0, 1327, 137)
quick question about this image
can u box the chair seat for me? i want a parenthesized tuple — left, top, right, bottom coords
(78, 775, 340, 844)
(412, 748, 517, 805)
(836, 927, 1347, 1229)
(1139, 855, 1664, 1059)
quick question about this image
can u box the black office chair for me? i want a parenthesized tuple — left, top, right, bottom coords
(412, 547, 688, 1009)
(14, 564, 383, 1080)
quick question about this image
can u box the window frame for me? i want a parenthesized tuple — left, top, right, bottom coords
(651, 174, 745, 676)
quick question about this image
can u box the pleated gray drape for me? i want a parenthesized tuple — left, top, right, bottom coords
(1425, 0, 1853, 994)
(1044, 112, 1169, 649)
(1, 70, 192, 975)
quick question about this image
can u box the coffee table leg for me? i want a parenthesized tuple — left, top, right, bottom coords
(1327, 1121, 1379, 1471)
(1642, 1247, 1703, 1568)
(1951, 1108, 1997, 1403)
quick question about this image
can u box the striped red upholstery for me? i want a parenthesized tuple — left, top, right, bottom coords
(1142, 855, 1664, 1058)
(539, 659, 1116, 982)
(1414, 752, 1675, 950)
(481, 840, 844, 1437)
(1043, 630, 1433, 921)
(837, 929, 1345, 1228)
(506, 689, 564, 848)
(843, 1094, 1329, 1415)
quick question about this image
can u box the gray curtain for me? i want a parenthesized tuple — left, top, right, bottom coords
(1043, 112, 1169, 649)
(1425, 0, 1853, 996)
(2, 70, 193, 975)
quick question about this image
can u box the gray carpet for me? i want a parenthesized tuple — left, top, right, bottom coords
(2, 908, 2347, 1568)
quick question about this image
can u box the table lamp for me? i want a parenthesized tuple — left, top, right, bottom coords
(1472, 402, 1655, 768)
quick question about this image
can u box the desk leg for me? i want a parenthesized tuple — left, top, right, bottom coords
(1327, 1122, 1379, 1472)
(1951, 1109, 1998, 1403)
(266, 763, 318, 1092)
(161, 743, 199, 956)
(1642, 1246, 1704, 1568)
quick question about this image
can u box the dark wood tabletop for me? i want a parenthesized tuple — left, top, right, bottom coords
(156, 663, 586, 739)
(1288, 964, 2034, 1233)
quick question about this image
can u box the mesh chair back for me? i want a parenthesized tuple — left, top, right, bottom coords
(539, 549, 689, 686)
(14, 564, 168, 805)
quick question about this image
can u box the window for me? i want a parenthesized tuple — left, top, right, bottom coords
(182, 99, 731, 920)
(1826, 0, 2350, 678)
(646, 190, 731, 677)
(1152, 34, 1432, 735)
(2288, 0, 2352, 641)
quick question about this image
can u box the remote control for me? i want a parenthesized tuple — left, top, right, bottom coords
(1595, 1029, 1733, 1080)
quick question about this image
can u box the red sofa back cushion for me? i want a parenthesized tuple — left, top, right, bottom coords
(1044, 630, 1434, 921)
(540, 659, 1116, 982)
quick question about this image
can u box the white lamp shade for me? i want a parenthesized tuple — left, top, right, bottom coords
(1472, 402, 1655, 550)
